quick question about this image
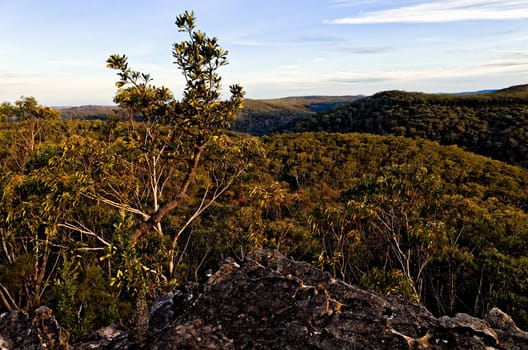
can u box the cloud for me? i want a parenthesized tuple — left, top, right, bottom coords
(295, 34, 392, 54)
(0, 72, 26, 80)
(509, 52, 528, 59)
(414, 36, 450, 44)
(0, 70, 46, 82)
(43, 60, 103, 69)
(321, 57, 528, 86)
(484, 61, 528, 68)
(386, 60, 528, 81)
(328, 0, 528, 24)
(241, 57, 528, 98)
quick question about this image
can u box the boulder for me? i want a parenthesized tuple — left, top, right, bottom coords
(146, 249, 527, 349)
(486, 307, 528, 349)
(74, 324, 128, 350)
(0, 306, 69, 350)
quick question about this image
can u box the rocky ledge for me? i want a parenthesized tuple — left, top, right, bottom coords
(1, 249, 528, 349)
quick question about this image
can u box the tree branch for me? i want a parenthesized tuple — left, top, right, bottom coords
(130, 143, 205, 242)
(83, 193, 150, 221)
(58, 222, 112, 247)
(0, 281, 18, 311)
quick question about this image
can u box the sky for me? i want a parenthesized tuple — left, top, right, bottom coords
(1, 0, 528, 106)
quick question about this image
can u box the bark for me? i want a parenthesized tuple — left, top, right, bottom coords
(130, 144, 204, 242)
(128, 291, 149, 349)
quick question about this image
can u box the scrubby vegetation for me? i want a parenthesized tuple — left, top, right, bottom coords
(2, 121, 528, 337)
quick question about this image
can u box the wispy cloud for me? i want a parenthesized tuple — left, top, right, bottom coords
(386, 60, 528, 81)
(508, 52, 528, 59)
(0, 70, 46, 82)
(241, 55, 528, 97)
(484, 61, 528, 67)
(328, 0, 528, 24)
(482, 52, 528, 68)
(319, 57, 528, 86)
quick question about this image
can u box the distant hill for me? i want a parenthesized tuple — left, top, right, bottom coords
(232, 96, 360, 135)
(58, 105, 122, 120)
(446, 89, 498, 95)
(288, 85, 528, 168)
(495, 84, 528, 96)
(58, 96, 360, 135)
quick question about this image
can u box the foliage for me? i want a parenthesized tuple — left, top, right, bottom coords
(0, 97, 61, 170)
(359, 268, 417, 301)
(105, 10, 245, 244)
(102, 11, 247, 344)
(0, 11, 250, 341)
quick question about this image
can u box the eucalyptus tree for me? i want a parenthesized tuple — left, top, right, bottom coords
(103, 12, 249, 274)
(102, 11, 248, 344)
(0, 97, 60, 170)
(0, 102, 14, 122)
(15, 96, 60, 151)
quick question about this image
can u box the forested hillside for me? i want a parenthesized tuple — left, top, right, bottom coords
(2, 118, 528, 337)
(290, 85, 528, 167)
(232, 96, 358, 135)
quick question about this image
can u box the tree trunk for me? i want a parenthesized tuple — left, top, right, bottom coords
(128, 290, 149, 349)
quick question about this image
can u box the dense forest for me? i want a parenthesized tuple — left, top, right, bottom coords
(288, 86, 528, 168)
(1, 11, 528, 347)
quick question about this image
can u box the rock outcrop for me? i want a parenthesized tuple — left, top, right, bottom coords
(146, 249, 528, 349)
(0, 306, 69, 350)
(2, 249, 527, 349)
(486, 308, 528, 349)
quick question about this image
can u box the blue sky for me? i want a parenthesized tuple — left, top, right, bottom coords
(1, 0, 528, 105)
